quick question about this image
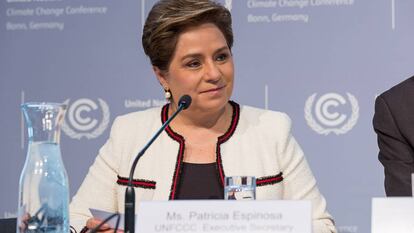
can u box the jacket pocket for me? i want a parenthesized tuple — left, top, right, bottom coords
(256, 172, 283, 187)
(255, 172, 284, 200)
(116, 175, 156, 189)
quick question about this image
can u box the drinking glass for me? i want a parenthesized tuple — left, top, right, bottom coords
(224, 176, 256, 200)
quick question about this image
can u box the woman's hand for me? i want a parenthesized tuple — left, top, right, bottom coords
(86, 217, 123, 233)
(18, 213, 31, 232)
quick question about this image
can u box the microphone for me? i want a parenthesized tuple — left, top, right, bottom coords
(178, 94, 191, 110)
(124, 95, 192, 233)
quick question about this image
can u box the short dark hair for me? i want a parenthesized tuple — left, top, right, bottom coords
(142, 0, 233, 72)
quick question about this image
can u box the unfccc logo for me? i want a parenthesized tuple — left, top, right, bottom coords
(61, 98, 110, 139)
(304, 93, 359, 135)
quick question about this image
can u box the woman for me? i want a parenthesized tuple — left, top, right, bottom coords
(70, 0, 337, 232)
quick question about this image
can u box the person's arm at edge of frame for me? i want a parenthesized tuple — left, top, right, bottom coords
(373, 95, 414, 196)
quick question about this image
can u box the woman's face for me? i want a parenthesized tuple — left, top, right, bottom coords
(155, 23, 234, 113)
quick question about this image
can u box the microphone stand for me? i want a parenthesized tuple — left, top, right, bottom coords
(124, 95, 191, 233)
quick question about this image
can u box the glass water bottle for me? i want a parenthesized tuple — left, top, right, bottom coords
(18, 103, 69, 233)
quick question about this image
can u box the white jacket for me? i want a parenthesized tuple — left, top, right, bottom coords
(70, 102, 337, 233)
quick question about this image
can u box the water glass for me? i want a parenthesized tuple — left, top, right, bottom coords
(224, 176, 256, 200)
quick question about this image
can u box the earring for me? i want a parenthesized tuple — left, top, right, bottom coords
(164, 89, 172, 100)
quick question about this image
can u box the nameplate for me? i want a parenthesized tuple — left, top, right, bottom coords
(372, 197, 414, 233)
(137, 200, 311, 233)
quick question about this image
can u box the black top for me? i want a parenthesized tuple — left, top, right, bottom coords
(175, 162, 224, 200)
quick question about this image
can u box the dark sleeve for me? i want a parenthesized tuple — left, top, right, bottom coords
(373, 95, 414, 196)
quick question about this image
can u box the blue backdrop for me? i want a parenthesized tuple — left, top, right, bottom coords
(1, 1, 414, 232)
